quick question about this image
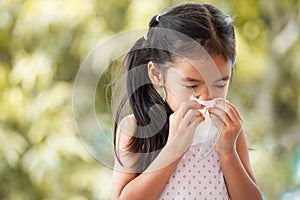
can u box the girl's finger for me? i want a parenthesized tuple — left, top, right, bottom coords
(189, 115, 205, 129)
(209, 112, 226, 130)
(208, 106, 229, 124)
(213, 104, 237, 124)
(181, 109, 202, 127)
(226, 101, 243, 121)
(177, 100, 202, 119)
(210, 106, 239, 128)
(215, 99, 243, 122)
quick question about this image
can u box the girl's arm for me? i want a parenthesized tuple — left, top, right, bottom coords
(112, 139, 183, 200)
(217, 131, 263, 200)
(209, 99, 263, 200)
(112, 101, 203, 200)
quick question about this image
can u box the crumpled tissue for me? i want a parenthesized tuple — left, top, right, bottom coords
(189, 95, 224, 157)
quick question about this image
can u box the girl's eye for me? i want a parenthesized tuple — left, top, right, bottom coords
(184, 85, 198, 89)
(214, 84, 226, 89)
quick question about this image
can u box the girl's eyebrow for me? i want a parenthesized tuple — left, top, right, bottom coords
(213, 75, 230, 83)
(181, 76, 230, 83)
(181, 77, 204, 83)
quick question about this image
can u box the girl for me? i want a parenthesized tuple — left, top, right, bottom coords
(112, 3, 262, 200)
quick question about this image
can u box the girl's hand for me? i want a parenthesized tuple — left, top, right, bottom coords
(208, 99, 244, 155)
(167, 100, 205, 152)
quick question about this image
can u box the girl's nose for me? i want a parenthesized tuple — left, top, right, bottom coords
(194, 86, 212, 101)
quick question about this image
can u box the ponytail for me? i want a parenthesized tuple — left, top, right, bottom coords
(113, 36, 173, 173)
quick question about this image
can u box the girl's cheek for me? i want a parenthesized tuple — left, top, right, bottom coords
(165, 88, 191, 111)
(210, 87, 228, 99)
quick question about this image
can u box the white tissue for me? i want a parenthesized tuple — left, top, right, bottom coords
(190, 96, 229, 158)
(190, 96, 220, 146)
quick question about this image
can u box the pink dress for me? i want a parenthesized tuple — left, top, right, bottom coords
(158, 143, 230, 200)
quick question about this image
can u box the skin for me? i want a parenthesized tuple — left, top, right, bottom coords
(111, 55, 263, 200)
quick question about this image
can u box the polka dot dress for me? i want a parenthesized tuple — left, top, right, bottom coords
(158, 143, 230, 200)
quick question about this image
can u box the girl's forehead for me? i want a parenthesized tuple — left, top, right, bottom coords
(167, 56, 232, 80)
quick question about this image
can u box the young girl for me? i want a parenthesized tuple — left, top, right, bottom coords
(111, 3, 262, 200)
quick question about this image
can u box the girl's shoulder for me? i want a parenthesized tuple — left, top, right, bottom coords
(119, 114, 136, 129)
(115, 114, 140, 171)
(116, 114, 137, 151)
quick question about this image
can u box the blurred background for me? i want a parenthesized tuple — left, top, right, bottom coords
(0, 0, 299, 199)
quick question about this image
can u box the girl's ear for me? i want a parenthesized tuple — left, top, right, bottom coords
(147, 61, 164, 87)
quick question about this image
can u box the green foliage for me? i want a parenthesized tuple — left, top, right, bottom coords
(0, 0, 299, 199)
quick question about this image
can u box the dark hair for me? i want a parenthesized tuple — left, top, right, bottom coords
(114, 3, 236, 173)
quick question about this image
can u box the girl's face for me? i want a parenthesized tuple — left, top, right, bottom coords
(163, 55, 232, 112)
